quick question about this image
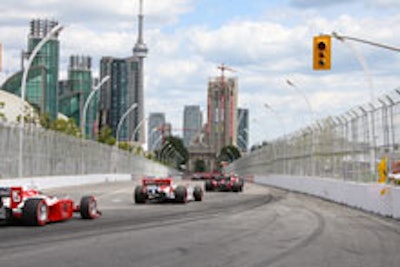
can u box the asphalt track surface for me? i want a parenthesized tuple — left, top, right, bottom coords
(1, 179, 400, 267)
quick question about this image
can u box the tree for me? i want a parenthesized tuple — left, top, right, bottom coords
(218, 145, 241, 163)
(159, 136, 189, 170)
(194, 159, 206, 172)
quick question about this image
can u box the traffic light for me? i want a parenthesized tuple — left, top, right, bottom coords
(313, 35, 331, 70)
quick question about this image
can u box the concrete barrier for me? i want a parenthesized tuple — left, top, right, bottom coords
(256, 175, 400, 219)
(0, 174, 140, 190)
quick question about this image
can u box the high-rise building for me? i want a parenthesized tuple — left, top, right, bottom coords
(148, 112, 165, 151)
(206, 76, 238, 154)
(98, 0, 147, 144)
(59, 56, 92, 135)
(237, 108, 249, 153)
(2, 19, 60, 120)
(183, 105, 202, 147)
(98, 57, 140, 142)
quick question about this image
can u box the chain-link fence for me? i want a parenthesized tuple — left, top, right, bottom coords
(228, 87, 400, 183)
(0, 123, 175, 179)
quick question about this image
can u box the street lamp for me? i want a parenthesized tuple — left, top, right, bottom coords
(286, 79, 316, 176)
(130, 116, 147, 143)
(264, 103, 287, 135)
(19, 24, 64, 178)
(116, 103, 138, 146)
(264, 103, 287, 174)
(286, 79, 316, 123)
(81, 75, 110, 139)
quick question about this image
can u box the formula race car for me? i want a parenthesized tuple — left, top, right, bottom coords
(205, 174, 244, 192)
(0, 186, 100, 226)
(134, 177, 203, 204)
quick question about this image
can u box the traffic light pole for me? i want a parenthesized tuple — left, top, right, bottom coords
(331, 32, 400, 52)
(330, 31, 400, 178)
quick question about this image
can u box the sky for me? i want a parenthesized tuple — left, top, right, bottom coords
(1, 0, 400, 148)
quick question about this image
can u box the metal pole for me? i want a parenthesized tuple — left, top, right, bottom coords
(332, 32, 400, 53)
(116, 103, 138, 147)
(130, 116, 147, 142)
(19, 24, 63, 178)
(81, 76, 110, 138)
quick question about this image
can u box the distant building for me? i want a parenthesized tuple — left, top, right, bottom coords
(97, 0, 147, 145)
(98, 56, 141, 142)
(148, 112, 165, 151)
(1, 19, 61, 120)
(206, 76, 238, 154)
(59, 56, 93, 137)
(237, 108, 249, 153)
(187, 73, 239, 172)
(183, 105, 202, 147)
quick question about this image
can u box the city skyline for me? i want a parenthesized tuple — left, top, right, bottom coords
(1, 1, 400, 146)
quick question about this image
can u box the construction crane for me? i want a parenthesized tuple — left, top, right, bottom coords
(217, 63, 236, 86)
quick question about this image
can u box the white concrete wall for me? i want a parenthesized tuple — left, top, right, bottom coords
(0, 174, 136, 189)
(256, 175, 400, 219)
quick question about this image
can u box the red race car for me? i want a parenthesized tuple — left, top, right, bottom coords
(205, 174, 244, 192)
(134, 177, 203, 204)
(0, 186, 100, 226)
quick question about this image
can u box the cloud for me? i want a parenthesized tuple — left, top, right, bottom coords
(290, 0, 352, 8)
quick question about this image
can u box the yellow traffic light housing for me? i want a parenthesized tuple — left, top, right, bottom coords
(313, 35, 331, 70)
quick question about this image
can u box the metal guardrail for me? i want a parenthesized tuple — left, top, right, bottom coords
(228, 87, 400, 183)
(0, 123, 174, 179)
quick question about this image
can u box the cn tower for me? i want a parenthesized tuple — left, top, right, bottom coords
(133, 0, 148, 144)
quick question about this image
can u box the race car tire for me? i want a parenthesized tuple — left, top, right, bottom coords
(134, 185, 147, 204)
(193, 186, 203, 201)
(22, 198, 48, 226)
(80, 196, 99, 219)
(232, 183, 241, 193)
(205, 180, 213, 191)
(175, 186, 187, 204)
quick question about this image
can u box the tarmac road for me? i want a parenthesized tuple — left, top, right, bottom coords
(1, 179, 400, 267)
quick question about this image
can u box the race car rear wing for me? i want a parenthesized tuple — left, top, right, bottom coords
(0, 187, 23, 209)
(142, 178, 172, 186)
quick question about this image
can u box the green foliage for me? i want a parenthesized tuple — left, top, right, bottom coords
(218, 145, 241, 163)
(49, 118, 81, 137)
(194, 159, 206, 172)
(96, 125, 116, 146)
(134, 146, 144, 155)
(118, 141, 133, 151)
(39, 112, 51, 129)
(0, 101, 5, 122)
(157, 136, 189, 169)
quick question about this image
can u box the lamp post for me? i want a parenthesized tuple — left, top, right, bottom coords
(286, 79, 316, 176)
(19, 24, 63, 178)
(116, 103, 138, 147)
(264, 103, 287, 174)
(81, 75, 110, 139)
(130, 116, 147, 143)
(286, 79, 316, 123)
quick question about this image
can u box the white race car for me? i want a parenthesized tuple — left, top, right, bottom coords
(134, 177, 203, 204)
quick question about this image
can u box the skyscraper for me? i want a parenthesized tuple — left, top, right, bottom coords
(98, 0, 147, 144)
(237, 108, 249, 153)
(183, 105, 202, 147)
(148, 112, 165, 151)
(59, 56, 92, 135)
(207, 76, 238, 154)
(2, 19, 60, 120)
